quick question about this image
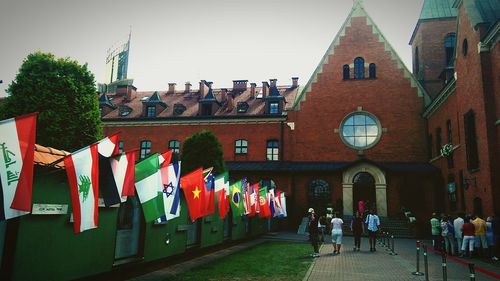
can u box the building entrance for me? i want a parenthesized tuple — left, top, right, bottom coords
(353, 172, 376, 214)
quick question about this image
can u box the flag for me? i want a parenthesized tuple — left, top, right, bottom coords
(159, 150, 173, 168)
(258, 186, 271, 218)
(109, 150, 136, 201)
(268, 189, 276, 218)
(0, 113, 36, 220)
(180, 167, 205, 221)
(202, 170, 215, 216)
(279, 191, 287, 217)
(248, 182, 259, 217)
(134, 154, 164, 222)
(97, 133, 121, 207)
(229, 180, 244, 219)
(65, 144, 99, 233)
(156, 161, 181, 223)
(214, 172, 229, 219)
(241, 178, 251, 215)
(273, 190, 284, 218)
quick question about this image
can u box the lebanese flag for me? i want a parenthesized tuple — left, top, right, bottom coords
(65, 144, 99, 233)
(214, 172, 229, 219)
(109, 150, 136, 201)
(180, 168, 205, 221)
(258, 186, 271, 218)
(0, 113, 36, 220)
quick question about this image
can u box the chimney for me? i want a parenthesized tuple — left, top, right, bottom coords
(125, 85, 137, 102)
(226, 92, 235, 112)
(292, 77, 299, 88)
(250, 83, 257, 98)
(262, 81, 269, 98)
(184, 82, 191, 93)
(168, 83, 176, 93)
(269, 79, 277, 87)
(232, 80, 248, 91)
(199, 80, 207, 96)
(220, 88, 228, 102)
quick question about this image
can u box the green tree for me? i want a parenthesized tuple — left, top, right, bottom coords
(181, 130, 226, 175)
(0, 51, 102, 151)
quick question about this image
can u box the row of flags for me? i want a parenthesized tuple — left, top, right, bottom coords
(0, 113, 287, 233)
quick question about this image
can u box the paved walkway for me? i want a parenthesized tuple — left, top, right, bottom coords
(127, 232, 500, 281)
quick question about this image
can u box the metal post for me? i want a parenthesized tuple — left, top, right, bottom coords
(441, 250, 448, 281)
(468, 263, 475, 281)
(423, 244, 429, 281)
(385, 233, 391, 251)
(412, 240, 424, 276)
(389, 235, 397, 255)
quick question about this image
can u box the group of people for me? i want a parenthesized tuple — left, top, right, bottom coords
(307, 207, 381, 257)
(430, 212, 499, 260)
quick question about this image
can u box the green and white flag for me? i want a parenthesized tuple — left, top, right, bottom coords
(134, 154, 164, 222)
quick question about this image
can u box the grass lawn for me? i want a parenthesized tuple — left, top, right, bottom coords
(167, 241, 313, 281)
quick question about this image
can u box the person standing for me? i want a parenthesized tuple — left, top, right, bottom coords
(430, 213, 442, 251)
(472, 214, 488, 257)
(351, 211, 364, 251)
(330, 212, 344, 255)
(318, 214, 327, 242)
(365, 209, 380, 252)
(441, 214, 455, 255)
(308, 208, 320, 257)
(454, 213, 465, 256)
(486, 216, 498, 260)
(460, 216, 475, 258)
(358, 200, 365, 215)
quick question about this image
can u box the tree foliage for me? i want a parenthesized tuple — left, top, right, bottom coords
(181, 130, 226, 175)
(0, 51, 102, 151)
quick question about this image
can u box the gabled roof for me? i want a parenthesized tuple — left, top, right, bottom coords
(419, 0, 457, 20)
(146, 91, 162, 102)
(293, 0, 432, 110)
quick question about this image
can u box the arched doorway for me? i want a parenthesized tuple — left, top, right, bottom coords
(353, 172, 376, 214)
(342, 163, 387, 216)
(308, 179, 331, 214)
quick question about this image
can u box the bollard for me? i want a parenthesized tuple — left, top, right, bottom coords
(389, 235, 397, 255)
(411, 240, 424, 276)
(468, 263, 475, 281)
(385, 233, 391, 251)
(441, 250, 448, 281)
(423, 244, 429, 281)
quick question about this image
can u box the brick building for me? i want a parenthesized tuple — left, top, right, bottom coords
(416, 0, 500, 217)
(100, 0, 499, 228)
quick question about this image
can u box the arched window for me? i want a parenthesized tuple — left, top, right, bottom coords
(343, 64, 350, 80)
(444, 33, 456, 66)
(235, 139, 248, 155)
(354, 57, 365, 79)
(369, 63, 376, 79)
(140, 140, 151, 159)
(308, 179, 331, 209)
(168, 140, 180, 154)
(266, 140, 279, 161)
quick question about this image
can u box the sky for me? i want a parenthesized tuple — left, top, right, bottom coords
(0, 0, 424, 96)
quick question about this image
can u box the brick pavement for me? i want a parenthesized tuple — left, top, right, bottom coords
(125, 232, 500, 281)
(304, 236, 500, 281)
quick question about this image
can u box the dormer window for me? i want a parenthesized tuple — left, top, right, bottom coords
(119, 106, 132, 116)
(173, 103, 186, 116)
(146, 106, 156, 118)
(201, 104, 212, 116)
(269, 102, 279, 114)
(237, 102, 249, 113)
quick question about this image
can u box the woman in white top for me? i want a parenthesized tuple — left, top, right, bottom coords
(331, 212, 344, 255)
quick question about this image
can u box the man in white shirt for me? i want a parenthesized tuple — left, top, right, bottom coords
(454, 213, 465, 255)
(365, 209, 380, 252)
